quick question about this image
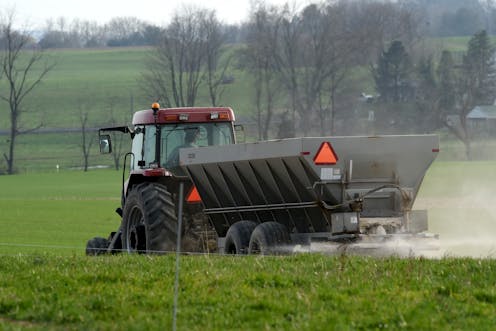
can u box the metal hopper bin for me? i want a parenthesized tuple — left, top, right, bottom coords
(180, 134, 439, 252)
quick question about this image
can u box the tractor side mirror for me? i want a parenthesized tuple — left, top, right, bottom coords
(234, 125, 245, 144)
(99, 134, 112, 154)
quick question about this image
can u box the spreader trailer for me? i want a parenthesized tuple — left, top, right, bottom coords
(86, 103, 439, 256)
(179, 134, 439, 254)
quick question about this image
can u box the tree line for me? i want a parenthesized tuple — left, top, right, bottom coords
(10, 0, 496, 49)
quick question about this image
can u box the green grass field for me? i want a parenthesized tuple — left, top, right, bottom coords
(1, 254, 495, 331)
(1, 161, 496, 330)
(0, 170, 121, 255)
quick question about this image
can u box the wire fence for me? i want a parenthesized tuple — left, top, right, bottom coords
(0, 242, 228, 256)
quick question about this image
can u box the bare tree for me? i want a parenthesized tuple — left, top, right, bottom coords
(244, 5, 281, 140)
(106, 16, 148, 46)
(299, 3, 354, 135)
(450, 30, 496, 159)
(0, 12, 55, 174)
(325, 3, 365, 135)
(270, 2, 359, 136)
(74, 19, 105, 47)
(346, 1, 422, 65)
(78, 105, 94, 172)
(273, 5, 303, 136)
(106, 17, 144, 39)
(298, 4, 327, 135)
(143, 7, 217, 107)
(203, 11, 231, 106)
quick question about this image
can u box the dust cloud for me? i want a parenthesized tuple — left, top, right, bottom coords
(288, 237, 441, 258)
(412, 159, 496, 259)
(415, 190, 496, 259)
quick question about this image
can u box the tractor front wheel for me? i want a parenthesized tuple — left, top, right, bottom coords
(121, 183, 177, 253)
(86, 237, 110, 255)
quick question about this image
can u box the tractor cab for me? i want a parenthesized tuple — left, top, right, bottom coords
(99, 103, 239, 174)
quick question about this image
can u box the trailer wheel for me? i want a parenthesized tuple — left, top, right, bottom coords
(121, 183, 177, 253)
(86, 237, 110, 256)
(224, 221, 258, 254)
(248, 222, 291, 255)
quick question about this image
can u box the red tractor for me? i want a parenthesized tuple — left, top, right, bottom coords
(86, 103, 239, 254)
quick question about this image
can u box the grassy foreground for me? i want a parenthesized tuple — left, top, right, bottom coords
(1, 254, 496, 331)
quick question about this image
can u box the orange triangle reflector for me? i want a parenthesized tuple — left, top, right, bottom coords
(313, 142, 338, 165)
(186, 185, 202, 203)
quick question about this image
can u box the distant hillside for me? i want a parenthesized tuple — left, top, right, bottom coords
(0, 47, 253, 132)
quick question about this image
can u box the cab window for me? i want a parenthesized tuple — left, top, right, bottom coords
(143, 125, 157, 166)
(130, 126, 144, 170)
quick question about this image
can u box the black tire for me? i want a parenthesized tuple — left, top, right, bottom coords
(224, 221, 258, 255)
(121, 182, 177, 253)
(248, 222, 292, 255)
(86, 237, 110, 256)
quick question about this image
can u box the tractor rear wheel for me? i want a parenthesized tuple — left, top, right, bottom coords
(224, 221, 258, 254)
(121, 182, 177, 253)
(248, 222, 291, 255)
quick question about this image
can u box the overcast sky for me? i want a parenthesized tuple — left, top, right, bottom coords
(5, 0, 310, 28)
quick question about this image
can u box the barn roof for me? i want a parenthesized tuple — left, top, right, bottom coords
(467, 105, 496, 119)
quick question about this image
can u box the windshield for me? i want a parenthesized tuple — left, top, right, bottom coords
(161, 122, 234, 168)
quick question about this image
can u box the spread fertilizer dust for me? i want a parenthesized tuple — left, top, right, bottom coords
(415, 193, 496, 258)
(413, 162, 496, 258)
